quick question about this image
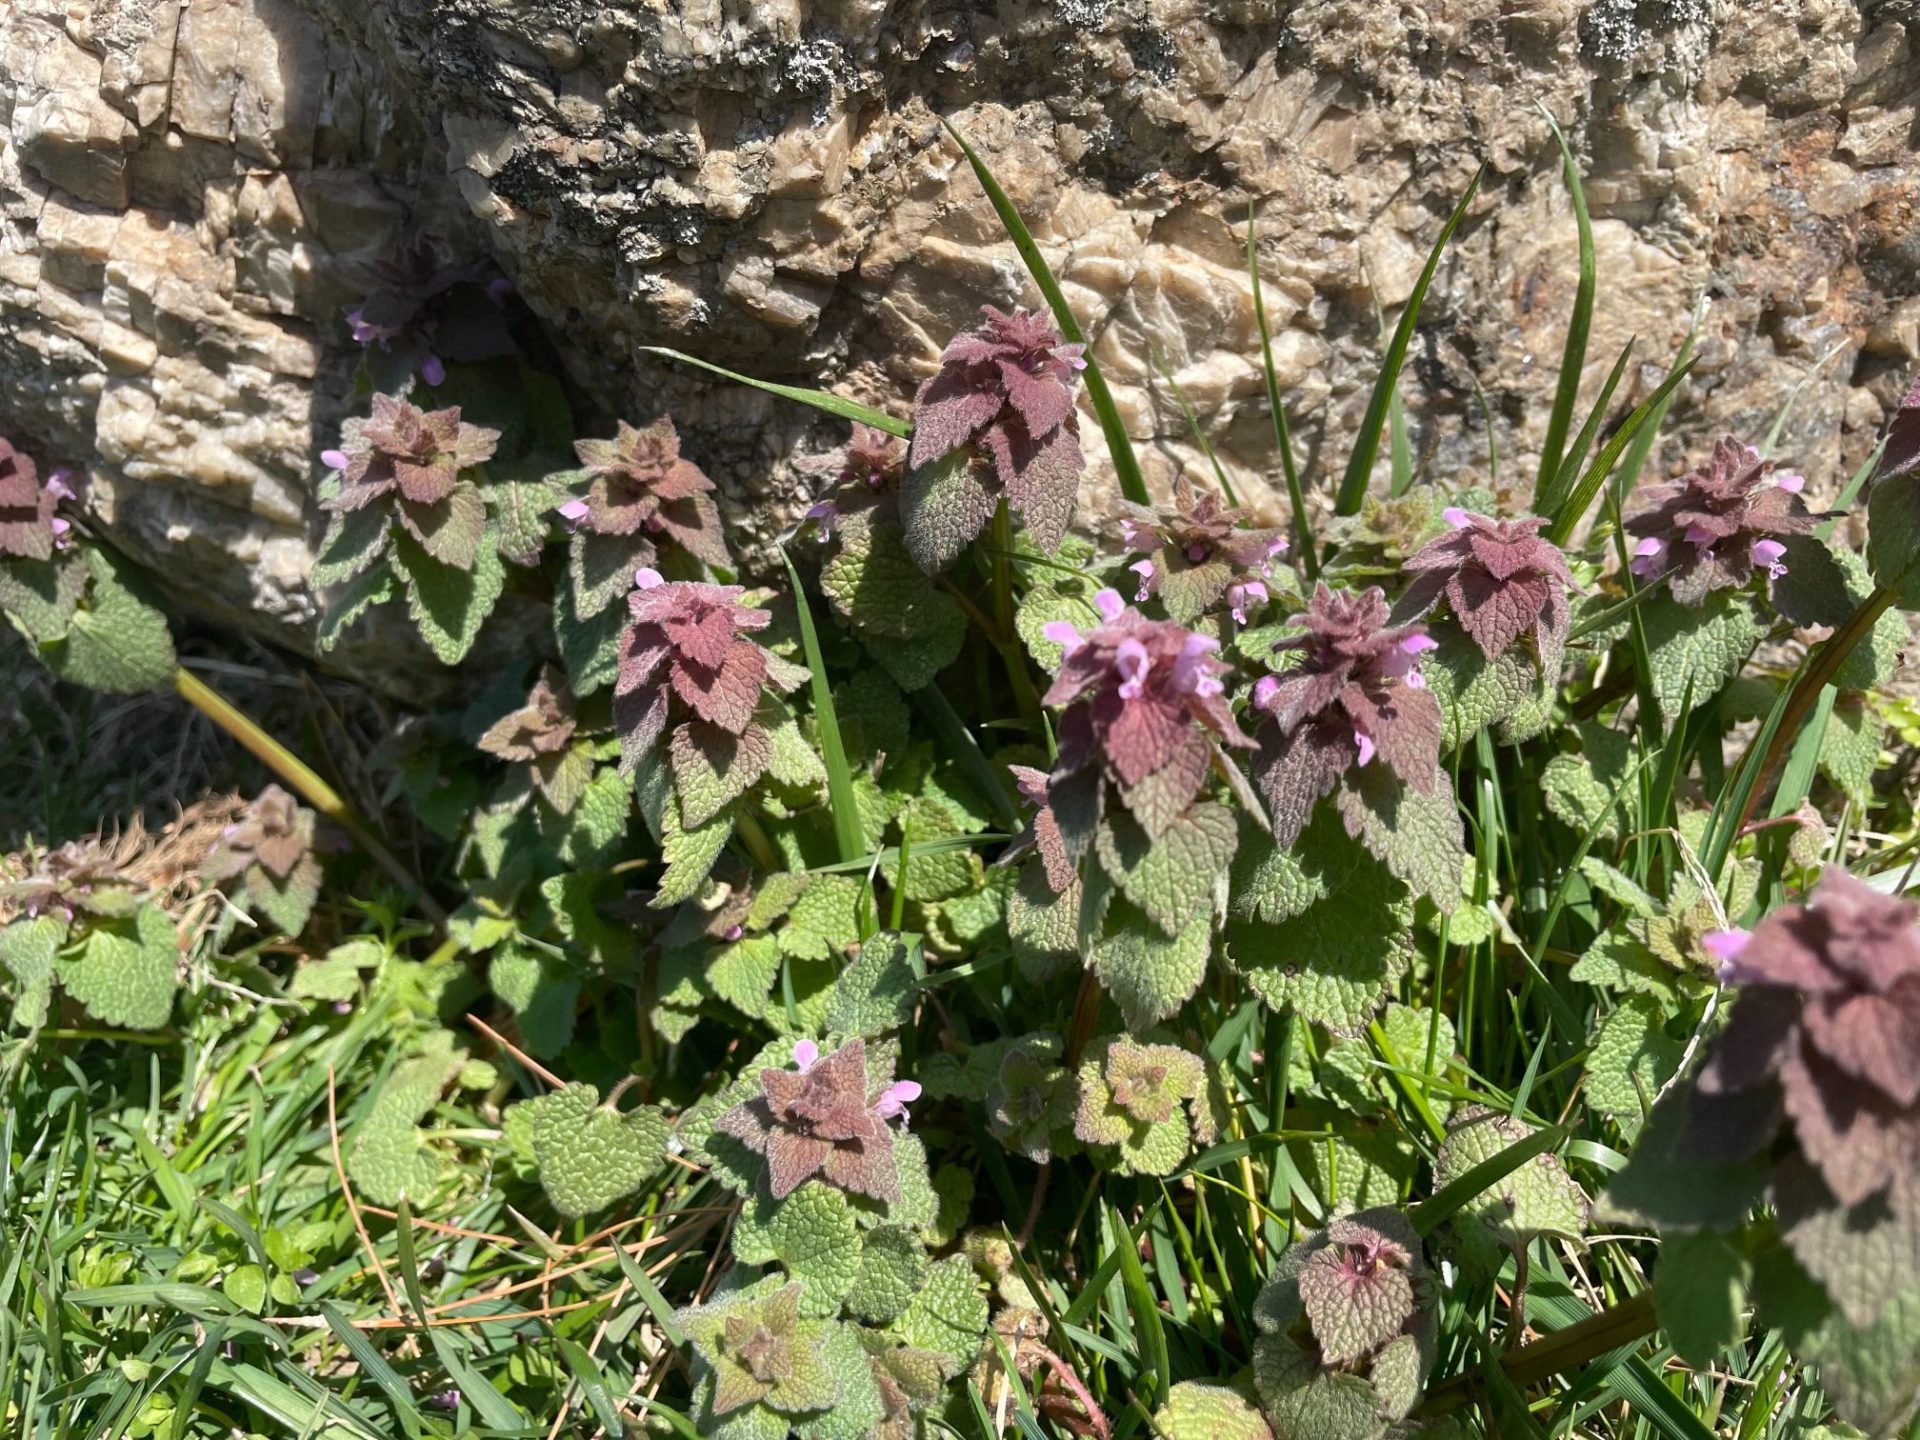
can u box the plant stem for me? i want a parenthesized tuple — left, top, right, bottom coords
(1064, 970, 1104, 1069)
(1417, 1288, 1660, 1417)
(173, 665, 447, 928)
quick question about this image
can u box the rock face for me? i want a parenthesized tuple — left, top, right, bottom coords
(1, 0, 1916, 676)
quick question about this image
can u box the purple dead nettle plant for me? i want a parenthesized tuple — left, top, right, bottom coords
(1682, 867, 1920, 1325)
(614, 572, 802, 830)
(802, 423, 907, 538)
(1117, 476, 1289, 626)
(1024, 587, 1252, 879)
(0, 441, 76, 563)
(1624, 437, 1822, 604)
(321, 395, 501, 570)
(901, 305, 1087, 571)
(558, 418, 731, 615)
(477, 665, 595, 814)
(344, 243, 515, 387)
(1251, 585, 1443, 849)
(1396, 508, 1575, 673)
(713, 1037, 920, 1202)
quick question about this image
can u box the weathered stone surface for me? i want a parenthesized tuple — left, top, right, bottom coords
(0, 0, 1915, 678)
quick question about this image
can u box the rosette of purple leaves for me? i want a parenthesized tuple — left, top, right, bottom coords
(1624, 436, 1822, 606)
(202, 785, 322, 936)
(1118, 476, 1287, 626)
(1252, 585, 1443, 850)
(563, 417, 731, 618)
(712, 1038, 918, 1203)
(901, 305, 1085, 572)
(324, 395, 500, 571)
(1396, 508, 1574, 673)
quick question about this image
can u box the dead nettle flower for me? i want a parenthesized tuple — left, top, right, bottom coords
(1397, 508, 1574, 668)
(1117, 476, 1289, 625)
(712, 1037, 920, 1202)
(0, 441, 76, 562)
(903, 305, 1087, 570)
(322, 395, 500, 570)
(565, 417, 730, 567)
(1027, 589, 1253, 863)
(477, 665, 591, 812)
(1625, 437, 1821, 604)
(803, 423, 908, 538)
(1685, 867, 1920, 1325)
(614, 572, 800, 822)
(344, 243, 515, 385)
(1251, 585, 1442, 848)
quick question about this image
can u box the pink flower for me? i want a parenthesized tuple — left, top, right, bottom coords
(1354, 729, 1377, 767)
(1115, 638, 1151, 700)
(874, 1080, 921, 1125)
(320, 449, 350, 472)
(556, 498, 591, 532)
(1750, 538, 1788, 580)
(634, 566, 665, 589)
(1631, 536, 1666, 577)
(421, 353, 447, 387)
(1442, 506, 1472, 528)
(1129, 558, 1154, 602)
(792, 1039, 819, 1071)
(1042, 620, 1085, 656)
(1775, 473, 1806, 494)
(1252, 674, 1280, 710)
(1226, 578, 1268, 626)
(1703, 928, 1754, 980)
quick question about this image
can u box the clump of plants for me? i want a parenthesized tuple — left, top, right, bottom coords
(5, 133, 1920, 1440)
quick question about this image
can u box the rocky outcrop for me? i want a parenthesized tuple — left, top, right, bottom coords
(1, 0, 1916, 676)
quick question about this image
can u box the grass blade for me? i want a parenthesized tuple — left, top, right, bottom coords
(1533, 106, 1595, 505)
(1155, 353, 1238, 507)
(1334, 163, 1485, 517)
(1247, 203, 1315, 574)
(777, 544, 865, 866)
(318, 1302, 425, 1438)
(1537, 338, 1634, 521)
(1409, 1124, 1566, 1237)
(1544, 356, 1696, 548)
(394, 1198, 528, 1433)
(553, 1335, 625, 1434)
(1107, 1203, 1171, 1408)
(639, 347, 907, 436)
(942, 118, 1149, 506)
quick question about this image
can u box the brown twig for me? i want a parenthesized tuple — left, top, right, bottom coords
(466, 1012, 566, 1088)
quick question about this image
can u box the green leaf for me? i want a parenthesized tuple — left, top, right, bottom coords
(1640, 591, 1764, 718)
(309, 506, 389, 588)
(671, 722, 771, 830)
(766, 1183, 863, 1318)
(652, 800, 735, 909)
(1090, 909, 1212, 1032)
(1541, 723, 1633, 843)
(488, 942, 579, 1058)
(641, 346, 908, 436)
(843, 1225, 929, 1324)
(824, 932, 919, 1037)
(1655, 1230, 1749, 1368)
(1584, 995, 1682, 1117)
(1338, 769, 1468, 915)
(488, 473, 566, 566)
(221, 1265, 268, 1316)
(1866, 469, 1920, 605)
(899, 446, 995, 575)
(0, 555, 87, 642)
(48, 548, 176, 693)
(1432, 1107, 1586, 1265)
(244, 855, 320, 937)
(315, 561, 397, 653)
(1335, 164, 1484, 516)
(888, 1253, 988, 1375)
(57, 904, 178, 1030)
(393, 528, 506, 665)
(1228, 830, 1413, 1032)
(346, 1043, 470, 1206)
(941, 119, 1146, 506)
(1, 915, 65, 1030)
(1820, 695, 1883, 808)
(1765, 1264, 1920, 1439)
(1155, 1382, 1275, 1440)
(1532, 108, 1595, 508)
(820, 511, 966, 690)
(1014, 561, 1104, 672)
(1421, 628, 1549, 750)
(1094, 801, 1235, 939)
(521, 1083, 670, 1217)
